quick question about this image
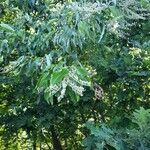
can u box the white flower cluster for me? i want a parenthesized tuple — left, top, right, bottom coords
(118, 0, 150, 20)
(67, 77, 85, 96)
(67, 2, 108, 19)
(68, 66, 91, 86)
(108, 0, 150, 38)
(57, 79, 67, 102)
(69, 2, 107, 13)
(48, 66, 91, 102)
(49, 84, 61, 95)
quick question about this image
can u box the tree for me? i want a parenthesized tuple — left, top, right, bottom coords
(0, 0, 150, 149)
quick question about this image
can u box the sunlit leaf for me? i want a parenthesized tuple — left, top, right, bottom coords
(50, 68, 69, 86)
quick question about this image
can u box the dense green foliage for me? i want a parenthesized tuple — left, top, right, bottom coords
(83, 107, 150, 150)
(0, 0, 150, 149)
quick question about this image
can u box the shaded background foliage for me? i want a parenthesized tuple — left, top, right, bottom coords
(0, 0, 150, 149)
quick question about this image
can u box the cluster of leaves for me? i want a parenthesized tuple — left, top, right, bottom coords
(83, 107, 150, 150)
(0, 0, 150, 149)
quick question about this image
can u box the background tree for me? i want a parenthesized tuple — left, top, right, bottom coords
(0, 0, 150, 149)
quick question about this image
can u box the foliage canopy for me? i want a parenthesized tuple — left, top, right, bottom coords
(0, 0, 150, 149)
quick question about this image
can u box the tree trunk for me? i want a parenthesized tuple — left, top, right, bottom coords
(33, 140, 36, 150)
(42, 132, 51, 150)
(33, 130, 37, 150)
(50, 125, 63, 150)
(39, 142, 42, 150)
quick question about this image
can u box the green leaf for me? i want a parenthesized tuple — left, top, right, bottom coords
(78, 21, 91, 39)
(50, 68, 69, 86)
(76, 65, 90, 81)
(0, 23, 15, 32)
(44, 90, 53, 105)
(37, 72, 49, 88)
(98, 24, 105, 43)
(67, 87, 80, 102)
(128, 71, 149, 76)
(110, 6, 121, 17)
(0, 56, 3, 63)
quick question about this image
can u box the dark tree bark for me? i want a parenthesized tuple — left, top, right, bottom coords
(50, 125, 63, 150)
(33, 130, 37, 150)
(33, 140, 36, 150)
